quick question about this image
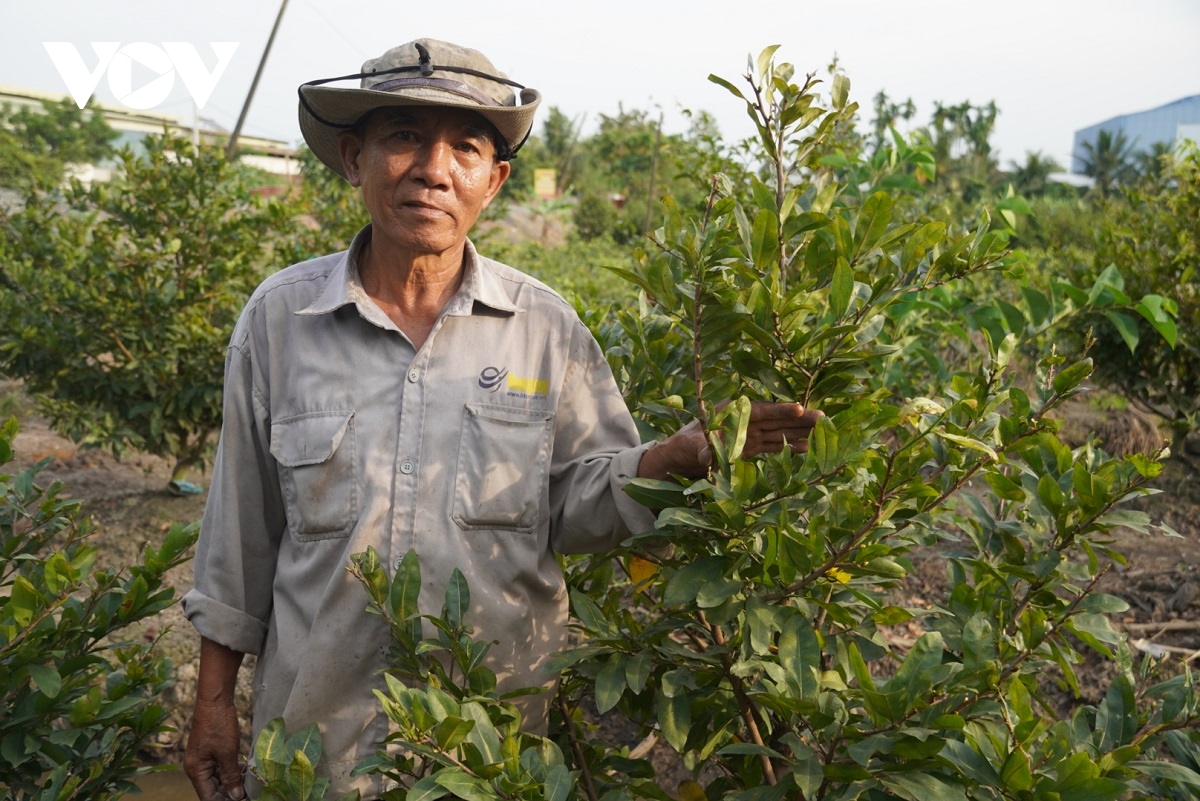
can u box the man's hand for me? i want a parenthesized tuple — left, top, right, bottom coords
(639, 401, 824, 480)
(184, 636, 247, 801)
(184, 698, 245, 801)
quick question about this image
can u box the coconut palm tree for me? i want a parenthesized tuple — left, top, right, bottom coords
(1007, 150, 1063, 197)
(1077, 129, 1139, 197)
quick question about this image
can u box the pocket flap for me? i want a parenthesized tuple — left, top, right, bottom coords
(270, 411, 354, 467)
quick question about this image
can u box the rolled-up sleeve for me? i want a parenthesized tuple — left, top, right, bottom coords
(547, 320, 657, 553)
(182, 333, 284, 656)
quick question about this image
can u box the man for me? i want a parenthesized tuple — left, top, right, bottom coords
(183, 38, 821, 800)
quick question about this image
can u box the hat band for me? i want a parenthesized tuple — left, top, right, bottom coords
(369, 76, 503, 107)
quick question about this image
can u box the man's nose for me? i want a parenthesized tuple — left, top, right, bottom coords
(411, 139, 453, 186)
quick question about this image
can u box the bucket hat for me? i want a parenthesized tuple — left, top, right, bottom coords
(298, 38, 540, 177)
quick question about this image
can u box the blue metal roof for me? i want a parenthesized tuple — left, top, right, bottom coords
(1071, 94, 1200, 173)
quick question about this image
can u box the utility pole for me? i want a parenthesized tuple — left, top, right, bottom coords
(643, 111, 664, 234)
(226, 0, 288, 160)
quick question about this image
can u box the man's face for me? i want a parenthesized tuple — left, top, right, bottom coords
(337, 106, 510, 259)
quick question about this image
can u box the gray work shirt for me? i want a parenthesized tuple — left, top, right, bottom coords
(182, 227, 655, 796)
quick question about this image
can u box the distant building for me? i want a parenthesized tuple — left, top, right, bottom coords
(0, 84, 298, 183)
(1071, 94, 1200, 174)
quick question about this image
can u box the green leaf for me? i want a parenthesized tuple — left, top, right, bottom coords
(879, 771, 970, 801)
(1096, 675, 1136, 750)
(1129, 760, 1200, 788)
(1052, 359, 1093, 395)
(831, 74, 850, 110)
(716, 743, 785, 760)
(663, 556, 725, 607)
(408, 775, 451, 801)
(755, 45, 781, 81)
(390, 549, 422, 625)
(984, 471, 1026, 502)
(806, 416, 841, 474)
(1020, 286, 1052, 327)
(778, 613, 820, 701)
(27, 664, 62, 698)
(434, 717, 476, 751)
(716, 396, 752, 463)
(656, 507, 725, 532)
(623, 478, 688, 509)
(444, 568, 469, 630)
(287, 749, 316, 801)
(880, 632, 945, 712)
(284, 724, 323, 772)
(708, 73, 747, 102)
(1102, 310, 1140, 354)
(1000, 749, 1033, 791)
(543, 764, 572, 801)
(1058, 779, 1127, 801)
(751, 208, 780, 274)
(595, 654, 626, 714)
(433, 768, 495, 801)
(625, 651, 653, 694)
(570, 588, 614, 636)
(1037, 474, 1065, 514)
(255, 717, 289, 769)
(938, 431, 998, 461)
(939, 740, 1000, 786)
(830, 258, 853, 318)
(852, 191, 893, 263)
(459, 702, 503, 766)
(657, 689, 691, 752)
(1135, 295, 1178, 347)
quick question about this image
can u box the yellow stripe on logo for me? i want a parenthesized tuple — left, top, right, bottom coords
(507, 375, 549, 395)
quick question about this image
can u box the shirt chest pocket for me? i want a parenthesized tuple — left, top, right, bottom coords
(452, 403, 554, 533)
(270, 411, 357, 541)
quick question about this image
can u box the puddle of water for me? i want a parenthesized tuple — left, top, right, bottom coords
(135, 769, 196, 800)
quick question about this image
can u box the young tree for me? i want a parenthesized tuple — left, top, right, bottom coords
(560, 49, 1200, 800)
(0, 135, 290, 489)
(1078, 147, 1199, 456)
(0, 98, 117, 188)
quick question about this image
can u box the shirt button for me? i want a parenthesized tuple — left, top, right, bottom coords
(407, 369, 419, 382)
(400, 460, 415, 474)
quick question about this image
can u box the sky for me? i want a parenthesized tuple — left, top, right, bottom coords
(2, 0, 1198, 170)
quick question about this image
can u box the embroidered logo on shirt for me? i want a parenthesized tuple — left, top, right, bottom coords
(479, 366, 548, 397)
(479, 366, 509, 391)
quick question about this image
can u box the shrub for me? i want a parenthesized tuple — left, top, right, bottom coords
(1081, 147, 1200, 454)
(560, 48, 1200, 800)
(573, 194, 617, 242)
(0, 135, 290, 486)
(0, 418, 197, 799)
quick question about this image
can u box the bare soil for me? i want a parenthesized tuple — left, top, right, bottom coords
(4, 380, 1199, 790)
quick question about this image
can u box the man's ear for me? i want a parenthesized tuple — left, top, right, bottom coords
(337, 131, 365, 187)
(480, 160, 511, 211)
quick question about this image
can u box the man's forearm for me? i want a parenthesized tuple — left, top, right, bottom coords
(196, 636, 245, 704)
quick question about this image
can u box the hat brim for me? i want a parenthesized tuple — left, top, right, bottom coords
(299, 84, 541, 178)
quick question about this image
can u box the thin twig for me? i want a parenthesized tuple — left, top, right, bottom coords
(699, 611, 778, 786)
(556, 690, 599, 801)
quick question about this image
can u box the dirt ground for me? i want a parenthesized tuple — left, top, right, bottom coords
(4, 379, 1199, 784)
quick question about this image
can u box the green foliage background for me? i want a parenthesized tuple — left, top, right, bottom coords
(0, 41, 1197, 801)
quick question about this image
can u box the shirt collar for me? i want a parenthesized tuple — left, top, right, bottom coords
(297, 226, 521, 319)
